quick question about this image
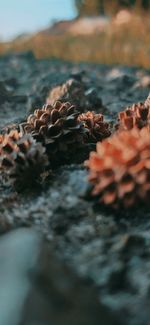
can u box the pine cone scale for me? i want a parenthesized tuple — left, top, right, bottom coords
(118, 179, 135, 198)
(101, 190, 117, 205)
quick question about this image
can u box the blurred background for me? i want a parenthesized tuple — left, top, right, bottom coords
(0, 0, 150, 67)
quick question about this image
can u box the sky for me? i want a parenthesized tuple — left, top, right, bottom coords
(0, 0, 76, 40)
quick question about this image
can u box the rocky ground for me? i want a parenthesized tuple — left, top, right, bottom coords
(0, 52, 150, 325)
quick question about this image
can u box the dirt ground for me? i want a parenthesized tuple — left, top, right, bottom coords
(0, 52, 150, 325)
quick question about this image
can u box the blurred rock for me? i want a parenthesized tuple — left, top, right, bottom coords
(133, 75, 150, 89)
(0, 229, 40, 325)
(70, 70, 85, 82)
(0, 229, 118, 325)
(47, 78, 104, 112)
(85, 87, 103, 108)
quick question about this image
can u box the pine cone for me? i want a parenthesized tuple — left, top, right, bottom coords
(20, 101, 87, 165)
(85, 127, 150, 209)
(78, 111, 111, 143)
(46, 79, 88, 112)
(116, 102, 150, 131)
(0, 130, 48, 188)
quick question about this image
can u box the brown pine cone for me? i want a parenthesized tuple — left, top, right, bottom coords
(46, 79, 88, 111)
(20, 101, 87, 165)
(85, 127, 150, 209)
(116, 102, 150, 131)
(0, 130, 48, 188)
(78, 111, 111, 143)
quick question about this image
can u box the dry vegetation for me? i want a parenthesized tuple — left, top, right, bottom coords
(0, 13, 150, 68)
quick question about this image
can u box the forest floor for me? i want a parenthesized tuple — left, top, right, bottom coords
(0, 52, 150, 325)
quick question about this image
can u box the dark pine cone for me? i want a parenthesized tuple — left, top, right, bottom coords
(78, 111, 111, 143)
(20, 101, 87, 165)
(0, 130, 48, 188)
(85, 127, 150, 209)
(116, 102, 150, 131)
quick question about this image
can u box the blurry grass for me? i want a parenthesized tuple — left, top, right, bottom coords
(1, 14, 150, 68)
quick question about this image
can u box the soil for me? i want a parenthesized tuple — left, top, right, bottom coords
(0, 52, 150, 325)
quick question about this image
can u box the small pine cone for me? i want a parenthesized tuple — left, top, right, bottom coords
(85, 127, 150, 209)
(78, 111, 111, 143)
(46, 79, 88, 112)
(0, 130, 48, 188)
(20, 101, 87, 165)
(116, 102, 150, 131)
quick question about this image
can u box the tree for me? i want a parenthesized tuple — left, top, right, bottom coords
(74, 0, 150, 16)
(74, 0, 105, 16)
(137, 0, 150, 9)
